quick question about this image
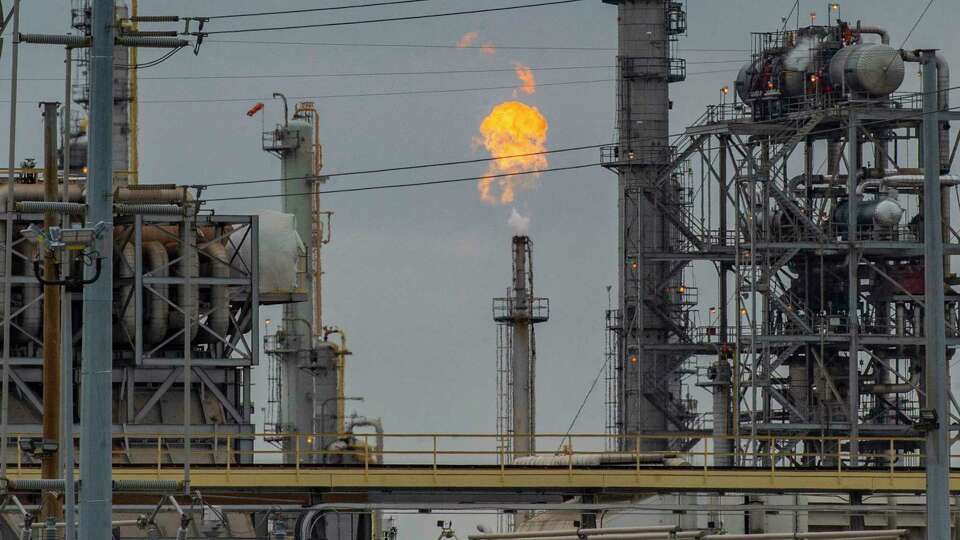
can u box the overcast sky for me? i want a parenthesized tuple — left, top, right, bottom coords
(2, 0, 959, 536)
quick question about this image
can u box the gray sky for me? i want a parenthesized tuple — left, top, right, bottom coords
(2, 0, 960, 536)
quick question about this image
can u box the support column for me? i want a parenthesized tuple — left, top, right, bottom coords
(846, 113, 860, 465)
(79, 1, 115, 539)
(921, 51, 950, 540)
(40, 101, 62, 522)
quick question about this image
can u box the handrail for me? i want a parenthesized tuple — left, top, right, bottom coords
(2, 431, 937, 476)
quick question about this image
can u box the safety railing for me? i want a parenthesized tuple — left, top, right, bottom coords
(2, 432, 939, 477)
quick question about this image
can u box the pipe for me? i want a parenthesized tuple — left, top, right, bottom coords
(901, 50, 950, 172)
(863, 365, 920, 394)
(469, 526, 679, 540)
(700, 530, 907, 539)
(345, 415, 384, 459)
(857, 26, 890, 45)
(856, 175, 960, 194)
(115, 242, 136, 345)
(113, 186, 191, 205)
(202, 242, 229, 340)
(168, 236, 198, 341)
(19, 242, 40, 340)
(510, 453, 683, 466)
(143, 241, 169, 345)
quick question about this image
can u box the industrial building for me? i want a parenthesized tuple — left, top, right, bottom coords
(0, 0, 957, 539)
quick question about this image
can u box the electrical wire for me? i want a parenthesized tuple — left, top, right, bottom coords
(199, 0, 587, 35)
(202, 163, 599, 202)
(138, 78, 615, 103)
(896, 0, 936, 52)
(205, 38, 748, 53)
(1, 61, 745, 82)
(556, 354, 609, 452)
(204, 0, 433, 20)
(208, 142, 614, 188)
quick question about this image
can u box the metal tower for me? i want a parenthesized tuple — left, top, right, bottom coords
(601, 0, 696, 452)
(494, 236, 549, 461)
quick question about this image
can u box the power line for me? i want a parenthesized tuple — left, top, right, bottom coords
(0, 69, 738, 104)
(202, 163, 599, 202)
(204, 0, 433, 20)
(557, 354, 609, 452)
(206, 38, 748, 53)
(0, 61, 744, 82)
(897, 0, 936, 51)
(199, 0, 587, 35)
(208, 142, 613, 188)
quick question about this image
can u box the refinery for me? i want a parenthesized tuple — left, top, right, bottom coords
(1, 1, 960, 539)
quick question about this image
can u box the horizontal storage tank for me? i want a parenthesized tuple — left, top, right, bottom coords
(829, 43, 905, 96)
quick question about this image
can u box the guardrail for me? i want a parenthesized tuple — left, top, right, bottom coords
(2, 432, 935, 476)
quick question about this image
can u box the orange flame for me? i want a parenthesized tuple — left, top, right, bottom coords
(476, 101, 549, 204)
(481, 42, 497, 56)
(456, 31, 479, 48)
(512, 62, 536, 96)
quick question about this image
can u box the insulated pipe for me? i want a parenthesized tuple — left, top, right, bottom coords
(863, 365, 920, 394)
(469, 526, 678, 540)
(856, 175, 960, 194)
(143, 241, 169, 345)
(201, 242, 229, 341)
(857, 26, 890, 45)
(19, 242, 40, 340)
(700, 530, 907, 539)
(114, 242, 136, 344)
(168, 237, 198, 340)
(113, 186, 191, 205)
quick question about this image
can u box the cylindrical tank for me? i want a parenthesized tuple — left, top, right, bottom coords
(833, 196, 904, 226)
(735, 60, 758, 103)
(829, 43, 905, 96)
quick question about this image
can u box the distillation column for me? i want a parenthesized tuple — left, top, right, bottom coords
(604, 0, 681, 451)
(268, 109, 339, 461)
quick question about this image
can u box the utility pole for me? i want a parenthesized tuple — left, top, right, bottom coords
(921, 49, 950, 540)
(40, 101, 62, 523)
(79, 2, 115, 540)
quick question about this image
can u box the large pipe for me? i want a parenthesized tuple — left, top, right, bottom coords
(857, 26, 890, 45)
(901, 50, 950, 172)
(863, 365, 920, 394)
(202, 242, 229, 340)
(143, 241, 169, 345)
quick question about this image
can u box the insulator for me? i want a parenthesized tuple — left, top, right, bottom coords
(115, 36, 189, 48)
(123, 31, 179, 37)
(7, 479, 69, 491)
(129, 15, 180, 23)
(114, 203, 183, 215)
(112, 479, 181, 492)
(17, 201, 86, 215)
(18, 33, 90, 46)
(122, 184, 178, 191)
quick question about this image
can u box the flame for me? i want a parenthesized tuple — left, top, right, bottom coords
(512, 62, 536, 96)
(456, 31, 479, 48)
(481, 42, 497, 56)
(476, 101, 548, 204)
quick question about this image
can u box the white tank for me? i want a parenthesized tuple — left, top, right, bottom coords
(829, 43, 905, 96)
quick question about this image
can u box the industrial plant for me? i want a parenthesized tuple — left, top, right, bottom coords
(0, 0, 957, 539)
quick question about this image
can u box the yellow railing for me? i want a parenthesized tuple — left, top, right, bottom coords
(3, 432, 934, 475)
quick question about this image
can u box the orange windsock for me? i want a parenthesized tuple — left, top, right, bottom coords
(246, 102, 265, 117)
